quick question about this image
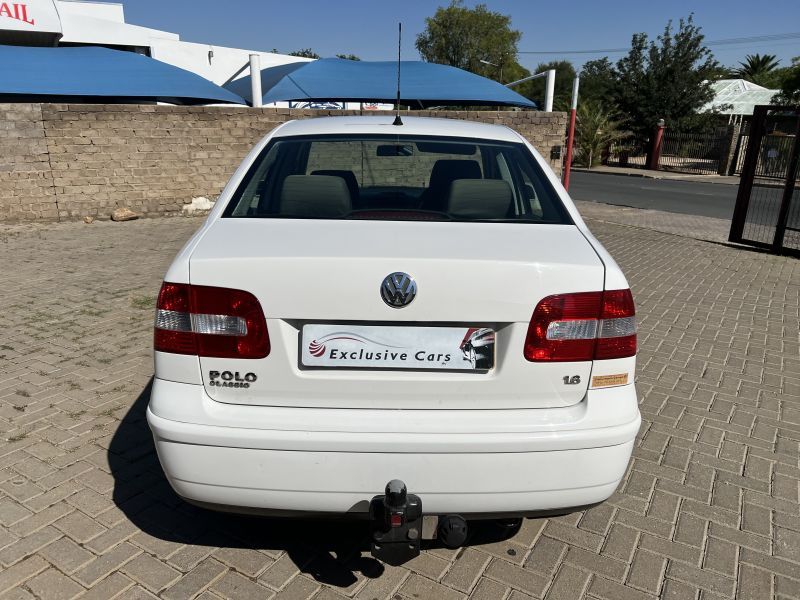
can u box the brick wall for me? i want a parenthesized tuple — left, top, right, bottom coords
(0, 105, 58, 220)
(0, 104, 567, 221)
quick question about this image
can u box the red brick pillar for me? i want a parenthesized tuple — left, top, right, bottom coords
(648, 119, 665, 171)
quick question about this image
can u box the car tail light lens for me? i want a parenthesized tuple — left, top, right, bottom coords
(595, 289, 637, 360)
(154, 282, 270, 358)
(524, 289, 636, 362)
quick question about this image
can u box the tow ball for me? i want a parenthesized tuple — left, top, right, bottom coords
(369, 479, 423, 566)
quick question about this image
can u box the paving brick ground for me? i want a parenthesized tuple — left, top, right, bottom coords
(1, 210, 799, 599)
(573, 201, 732, 244)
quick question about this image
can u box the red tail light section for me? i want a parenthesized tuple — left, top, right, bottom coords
(595, 289, 637, 360)
(524, 289, 636, 362)
(154, 282, 270, 359)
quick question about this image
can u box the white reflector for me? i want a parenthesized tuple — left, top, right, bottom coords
(191, 313, 248, 336)
(546, 319, 598, 340)
(599, 317, 636, 338)
(155, 309, 192, 332)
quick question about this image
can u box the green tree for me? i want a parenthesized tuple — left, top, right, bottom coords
(579, 58, 616, 105)
(289, 48, 321, 59)
(614, 15, 721, 134)
(734, 53, 780, 86)
(525, 60, 577, 110)
(774, 57, 800, 105)
(415, 1, 521, 81)
(336, 54, 361, 61)
(575, 101, 629, 167)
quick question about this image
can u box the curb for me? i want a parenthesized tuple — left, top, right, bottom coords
(571, 167, 741, 186)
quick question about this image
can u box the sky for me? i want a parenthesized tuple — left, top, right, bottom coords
(119, 0, 800, 72)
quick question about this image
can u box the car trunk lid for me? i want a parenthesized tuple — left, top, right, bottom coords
(189, 218, 605, 409)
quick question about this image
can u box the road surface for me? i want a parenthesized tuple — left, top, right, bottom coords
(568, 172, 738, 220)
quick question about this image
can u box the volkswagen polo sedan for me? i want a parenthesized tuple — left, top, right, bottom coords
(147, 116, 640, 561)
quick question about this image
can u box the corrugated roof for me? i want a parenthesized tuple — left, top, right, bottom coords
(701, 79, 778, 115)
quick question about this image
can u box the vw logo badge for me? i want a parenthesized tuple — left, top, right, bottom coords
(381, 272, 417, 308)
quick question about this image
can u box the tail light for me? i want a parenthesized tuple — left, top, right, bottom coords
(524, 289, 636, 362)
(154, 282, 270, 359)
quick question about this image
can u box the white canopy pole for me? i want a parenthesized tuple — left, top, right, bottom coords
(505, 69, 557, 112)
(544, 69, 556, 112)
(249, 54, 262, 108)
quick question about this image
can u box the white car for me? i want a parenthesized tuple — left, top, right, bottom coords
(147, 116, 640, 563)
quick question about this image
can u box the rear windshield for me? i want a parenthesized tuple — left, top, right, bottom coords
(223, 134, 571, 224)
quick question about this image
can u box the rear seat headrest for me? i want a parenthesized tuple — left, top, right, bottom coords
(279, 175, 352, 218)
(428, 160, 482, 191)
(446, 179, 513, 219)
(311, 170, 359, 202)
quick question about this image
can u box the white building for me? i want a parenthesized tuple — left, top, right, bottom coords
(0, 0, 309, 93)
(701, 79, 779, 124)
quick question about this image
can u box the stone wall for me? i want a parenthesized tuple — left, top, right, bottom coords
(0, 104, 567, 221)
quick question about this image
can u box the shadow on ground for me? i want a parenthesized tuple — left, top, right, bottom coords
(108, 380, 520, 587)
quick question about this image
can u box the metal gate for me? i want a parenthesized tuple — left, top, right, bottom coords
(729, 105, 800, 255)
(659, 130, 728, 175)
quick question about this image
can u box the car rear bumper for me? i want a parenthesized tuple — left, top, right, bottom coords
(146, 378, 640, 515)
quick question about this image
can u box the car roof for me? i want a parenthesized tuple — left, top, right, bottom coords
(272, 116, 525, 143)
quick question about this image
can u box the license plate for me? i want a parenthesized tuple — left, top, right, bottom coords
(301, 324, 495, 371)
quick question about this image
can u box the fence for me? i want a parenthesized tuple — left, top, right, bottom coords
(733, 133, 796, 178)
(604, 128, 732, 175)
(658, 130, 728, 175)
(604, 137, 649, 168)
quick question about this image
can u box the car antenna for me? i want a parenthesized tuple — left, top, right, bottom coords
(393, 22, 403, 126)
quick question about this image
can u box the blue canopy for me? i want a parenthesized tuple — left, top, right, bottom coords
(226, 58, 536, 109)
(0, 45, 244, 105)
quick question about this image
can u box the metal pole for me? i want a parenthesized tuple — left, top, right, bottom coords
(562, 76, 580, 191)
(249, 54, 262, 108)
(504, 72, 547, 88)
(729, 106, 767, 243)
(544, 69, 556, 112)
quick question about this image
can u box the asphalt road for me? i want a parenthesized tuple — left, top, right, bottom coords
(568, 171, 739, 220)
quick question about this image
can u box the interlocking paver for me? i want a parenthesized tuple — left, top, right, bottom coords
(544, 564, 590, 599)
(441, 548, 491, 593)
(468, 577, 508, 600)
(271, 575, 319, 599)
(0, 556, 49, 595)
(77, 573, 135, 600)
(626, 549, 666, 594)
(398, 574, 465, 600)
(259, 554, 305, 591)
(484, 558, 549, 597)
(353, 564, 407, 600)
(210, 570, 275, 600)
(588, 575, 657, 600)
(1, 208, 798, 599)
(0, 525, 61, 567)
(160, 558, 227, 600)
(0, 587, 37, 600)
(25, 568, 85, 600)
(122, 552, 181, 593)
(74, 541, 141, 587)
(53, 509, 106, 543)
(38, 536, 94, 574)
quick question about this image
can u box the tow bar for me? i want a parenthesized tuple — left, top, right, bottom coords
(370, 480, 423, 565)
(370, 479, 470, 565)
